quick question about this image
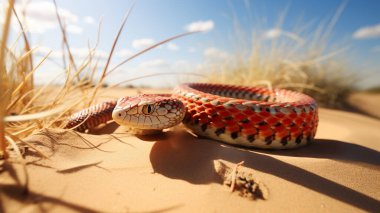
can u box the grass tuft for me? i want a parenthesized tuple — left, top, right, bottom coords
(0, 0, 197, 160)
(204, 6, 357, 108)
(0, 0, 132, 159)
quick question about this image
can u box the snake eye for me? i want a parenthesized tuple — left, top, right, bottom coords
(142, 104, 154, 115)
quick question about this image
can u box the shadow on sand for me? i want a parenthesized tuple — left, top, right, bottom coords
(149, 131, 380, 212)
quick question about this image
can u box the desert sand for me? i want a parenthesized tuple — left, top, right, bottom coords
(1, 88, 380, 212)
(348, 92, 380, 119)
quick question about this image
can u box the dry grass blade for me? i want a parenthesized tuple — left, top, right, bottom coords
(87, 2, 136, 106)
(11, 51, 50, 98)
(1, 0, 15, 159)
(4, 105, 67, 122)
(12, 5, 33, 86)
(53, 0, 77, 74)
(108, 31, 200, 75)
(5, 49, 39, 112)
(47, 98, 87, 129)
(0, 0, 13, 69)
(6, 131, 49, 159)
(100, 1, 136, 80)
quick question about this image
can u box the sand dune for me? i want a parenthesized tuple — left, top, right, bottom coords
(348, 92, 380, 119)
(1, 88, 380, 212)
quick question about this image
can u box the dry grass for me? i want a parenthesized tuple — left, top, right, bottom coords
(0, 0, 196, 160)
(0, 0, 107, 160)
(204, 5, 357, 108)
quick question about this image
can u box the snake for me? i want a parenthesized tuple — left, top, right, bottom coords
(64, 83, 318, 149)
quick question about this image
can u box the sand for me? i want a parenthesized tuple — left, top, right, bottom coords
(348, 92, 380, 119)
(1, 88, 380, 212)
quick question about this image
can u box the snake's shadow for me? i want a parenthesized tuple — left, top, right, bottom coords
(148, 131, 380, 212)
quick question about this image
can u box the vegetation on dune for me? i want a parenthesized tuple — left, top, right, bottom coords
(365, 86, 380, 94)
(205, 46, 356, 108)
(204, 5, 357, 108)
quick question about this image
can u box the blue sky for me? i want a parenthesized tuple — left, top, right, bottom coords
(1, 0, 379, 88)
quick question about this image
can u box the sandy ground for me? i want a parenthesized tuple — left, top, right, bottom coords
(348, 92, 380, 119)
(1, 88, 380, 212)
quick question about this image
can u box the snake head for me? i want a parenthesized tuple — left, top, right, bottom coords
(112, 94, 185, 131)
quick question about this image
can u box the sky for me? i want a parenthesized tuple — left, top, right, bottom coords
(0, 0, 379, 88)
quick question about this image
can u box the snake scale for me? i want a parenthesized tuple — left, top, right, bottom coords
(64, 83, 318, 149)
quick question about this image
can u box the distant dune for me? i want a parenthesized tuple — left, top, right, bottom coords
(348, 92, 380, 119)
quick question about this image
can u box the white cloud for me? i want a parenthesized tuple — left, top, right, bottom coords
(172, 60, 193, 72)
(70, 47, 108, 59)
(83, 16, 95, 25)
(263, 28, 304, 44)
(34, 46, 63, 59)
(203, 47, 229, 60)
(185, 20, 214, 32)
(188, 47, 196, 53)
(353, 24, 380, 39)
(2, 1, 80, 34)
(139, 59, 168, 69)
(116, 49, 133, 58)
(35, 46, 108, 60)
(264, 28, 282, 39)
(66, 24, 83, 34)
(25, 1, 77, 22)
(132, 38, 155, 50)
(167, 42, 179, 51)
(106, 59, 201, 88)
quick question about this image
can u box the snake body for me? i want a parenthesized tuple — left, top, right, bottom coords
(64, 83, 318, 149)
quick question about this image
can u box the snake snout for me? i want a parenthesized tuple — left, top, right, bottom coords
(112, 108, 127, 125)
(112, 96, 186, 131)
